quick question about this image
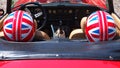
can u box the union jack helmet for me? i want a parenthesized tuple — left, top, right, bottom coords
(3, 10, 35, 42)
(85, 11, 116, 42)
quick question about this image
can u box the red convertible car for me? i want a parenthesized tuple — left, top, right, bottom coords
(0, 0, 120, 68)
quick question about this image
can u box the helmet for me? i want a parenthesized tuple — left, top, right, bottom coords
(3, 10, 35, 42)
(85, 11, 116, 42)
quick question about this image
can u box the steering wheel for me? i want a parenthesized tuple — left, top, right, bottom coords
(18, 2, 47, 30)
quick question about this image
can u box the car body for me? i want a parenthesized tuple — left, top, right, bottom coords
(0, 0, 120, 68)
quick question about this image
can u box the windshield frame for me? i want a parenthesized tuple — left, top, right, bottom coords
(7, 0, 114, 13)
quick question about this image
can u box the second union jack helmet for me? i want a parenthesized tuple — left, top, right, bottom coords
(3, 10, 35, 42)
(85, 11, 116, 42)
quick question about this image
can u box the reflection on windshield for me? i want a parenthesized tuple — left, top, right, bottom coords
(12, 0, 107, 9)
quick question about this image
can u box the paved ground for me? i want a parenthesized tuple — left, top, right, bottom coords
(113, 0, 120, 16)
(0, 0, 7, 12)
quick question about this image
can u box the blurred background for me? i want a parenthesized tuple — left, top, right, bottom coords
(113, 0, 120, 16)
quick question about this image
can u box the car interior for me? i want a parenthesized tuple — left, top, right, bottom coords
(0, 0, 117, 42)
(14, 1, 107, 41)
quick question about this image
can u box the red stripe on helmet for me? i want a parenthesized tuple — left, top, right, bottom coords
(102, 11, 108, 41)
(97, 11, 103, 41)
(13, 11, 19, 41)
(18, 11, 24, 41)
(85, 22, 95, 42)
(4, 19, 13, 25)
(86, 23, 99, 31)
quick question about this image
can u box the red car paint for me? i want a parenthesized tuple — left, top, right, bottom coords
(14, 0, 107, 9)
(81, 0, 107, 9)
(0, 60, 120, 68)
(14, 0, 47, 7)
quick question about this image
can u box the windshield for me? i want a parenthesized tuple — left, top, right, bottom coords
(12, 0, 107, 9)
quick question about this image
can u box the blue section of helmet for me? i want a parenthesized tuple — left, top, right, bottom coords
(108, 29, 114, 33)
(22, 24, 28, 28)
(7, 24, 12, 28)
(89, 17, 98, 23)
(23, 14, 32, 20)
(93, 30, 99, 34)
(107, 16, 113, 20)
